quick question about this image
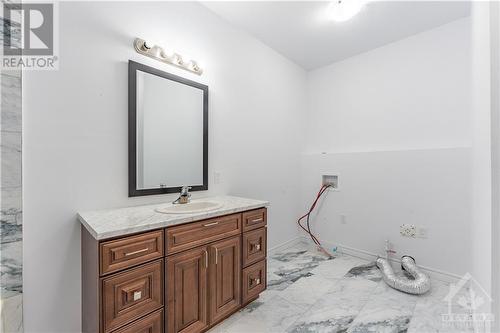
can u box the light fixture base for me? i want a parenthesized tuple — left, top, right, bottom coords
(133, 38, 203, 75)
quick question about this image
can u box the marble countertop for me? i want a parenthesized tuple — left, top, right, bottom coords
(78, 195, 269, 240)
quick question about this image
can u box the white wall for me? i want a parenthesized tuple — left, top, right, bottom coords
(301, 148, 471, 276)
(491, 2, 500, 327)
(470, 1, 492, 295)
(23, 2, 306, 331)
(302, 18, 472, 277)
(305, 18, 471, 154)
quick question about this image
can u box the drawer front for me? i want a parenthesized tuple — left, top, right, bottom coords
(242, 260, 266, 304)
(242, 228, 267, 267)
(242, 208, 267, 232)
(166, 214, 241, 255)
(113, 309, 164, 333)
(102, 260, 163, 332)
(100, 230, 164, 275)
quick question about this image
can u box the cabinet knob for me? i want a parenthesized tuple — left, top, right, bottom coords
(251, 278, 261, 286)
(251, 243, 261, 251)
(133, 291, 142, 301)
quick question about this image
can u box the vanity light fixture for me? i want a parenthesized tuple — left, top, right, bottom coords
(134, 38, 203, 75)
(327, 0, 366, 22)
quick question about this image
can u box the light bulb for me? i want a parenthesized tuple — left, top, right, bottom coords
(188, 61, 200, 72)
(327, 0, 365, 22)
(150, 45, 163, 57)
(173, 53, 184, 65)
(142, 41, 151, 50)
(159, 49, 168, 59)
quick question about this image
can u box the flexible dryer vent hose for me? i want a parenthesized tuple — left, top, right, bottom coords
(376, 256, 431, 295)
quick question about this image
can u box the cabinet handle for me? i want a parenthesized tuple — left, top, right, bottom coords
(215, 247, 218, 265)
(203, 222, 219, 227)
(124, 248, 149, 256)
(251, 218, 263, 223)
(204, 250, 208, 268)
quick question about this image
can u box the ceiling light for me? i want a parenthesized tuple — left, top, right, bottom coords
(327, 0, 366, 22)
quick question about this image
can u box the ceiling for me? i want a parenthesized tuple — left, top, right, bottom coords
(202, 1, 471, 70)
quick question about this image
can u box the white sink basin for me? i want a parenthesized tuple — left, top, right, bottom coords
(156, 201, 223, 214)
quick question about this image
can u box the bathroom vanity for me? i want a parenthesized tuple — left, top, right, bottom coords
(79, 196, 269, 333)
(79, 61, 268, 333)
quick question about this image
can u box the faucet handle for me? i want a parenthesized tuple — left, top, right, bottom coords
(174, 186, 193, 205)
(180, 185, 192, 196)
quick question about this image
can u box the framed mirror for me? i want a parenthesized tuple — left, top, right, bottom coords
(128, 60, 208, 197)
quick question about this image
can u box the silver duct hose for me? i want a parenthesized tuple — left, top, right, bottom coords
(376, 255, 431, 295)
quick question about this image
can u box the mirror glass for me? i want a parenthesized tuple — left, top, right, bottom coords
(129, 61, 208, 197)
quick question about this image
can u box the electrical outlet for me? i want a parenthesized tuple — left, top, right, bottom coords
(340, 214, 347, 224)
(213, 172, 221, 184)
(400, 224, 416, 237)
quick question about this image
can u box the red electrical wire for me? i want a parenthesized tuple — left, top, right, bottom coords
(298, 184, 332, 256)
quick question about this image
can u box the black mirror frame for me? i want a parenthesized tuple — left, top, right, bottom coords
(128, 60, 208, 197)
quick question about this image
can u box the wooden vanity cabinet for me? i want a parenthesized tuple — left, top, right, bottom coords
(82, 208, 267, 333)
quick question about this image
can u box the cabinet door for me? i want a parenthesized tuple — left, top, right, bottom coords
(167, 246, 208, 333)
(208, 236, 241, 324)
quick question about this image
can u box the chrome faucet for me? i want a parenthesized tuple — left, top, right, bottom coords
(173, 185, 192, 204)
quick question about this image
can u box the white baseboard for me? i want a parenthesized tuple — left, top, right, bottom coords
(267, 236, 305, 255)
(299, 236, 461, 284)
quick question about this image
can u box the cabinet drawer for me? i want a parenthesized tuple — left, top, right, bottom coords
(100, 230, 163, 275)
(242, 228, 267, 267)
(113, 309, 163, 333)
(242, 260, 266, 304)
(102, 260, 163, 332)
(242, 208, 267, 232)
(166, 214, 241, 255)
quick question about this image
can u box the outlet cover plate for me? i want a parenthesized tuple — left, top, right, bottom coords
(400, 224, 416, 237)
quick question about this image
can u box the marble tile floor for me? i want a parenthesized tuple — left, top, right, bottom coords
(209, 241, 474, 333)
